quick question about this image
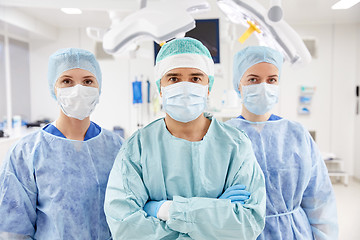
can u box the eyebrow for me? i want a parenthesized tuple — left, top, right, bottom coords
(165, 73, 182, 77)
(59, 75, 95, 79)
(190, 73, 205, 76)
(59, 75, 73, 78)
(246, 74, 278, 77)
(165, 72, 206, 77)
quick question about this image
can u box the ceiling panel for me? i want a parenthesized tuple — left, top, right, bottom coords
(2, 0, 360, 30)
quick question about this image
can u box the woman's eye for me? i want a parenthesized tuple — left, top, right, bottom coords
(62, 79, 71, 84)
(249, 78, 257, 83)
(84, 79, 93, 85)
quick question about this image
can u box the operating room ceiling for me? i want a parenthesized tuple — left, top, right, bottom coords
(0, 0, 359, 30)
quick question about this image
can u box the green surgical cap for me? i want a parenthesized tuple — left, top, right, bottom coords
(154, 37, 215, 92)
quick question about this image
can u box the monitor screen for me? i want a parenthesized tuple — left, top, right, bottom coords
(154, 18, 220, 64)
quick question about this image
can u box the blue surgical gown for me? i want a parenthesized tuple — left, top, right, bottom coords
(105, 117, 266, 239)
(226, 116, 338, 240)
(43, 121, 101, 140)
(0, 124, 123, 239)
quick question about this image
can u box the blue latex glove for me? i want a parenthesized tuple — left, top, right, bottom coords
(143, 200, 166, 218)
(219, 185, 251, 204)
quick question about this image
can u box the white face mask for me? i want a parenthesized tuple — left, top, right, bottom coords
(161, 82, 208, 123)
(56, 84, 99, 120)
(242, 82, 279, 115)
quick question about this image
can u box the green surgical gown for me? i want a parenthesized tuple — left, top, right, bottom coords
(105, 116, 266, 239)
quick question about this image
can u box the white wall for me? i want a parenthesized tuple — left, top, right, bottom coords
(29, 28, 131, 132)
(331, 24, 357, 176)
(0, 35, 6, 121)
(354, 24, 360, 180)
(29, 28, 160, 138)
(10, 38, 31, 121)
(27, 4, 239, 137)
(211, 21, 358, 177)
(280, 24, 333, 151)
(25, 15, 359, 175)
(276, 23, 358, 176)
(210, 21, 358, 176)
(29, 28, 80, 123)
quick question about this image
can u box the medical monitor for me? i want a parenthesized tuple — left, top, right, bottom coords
(154, 18, 220, 64)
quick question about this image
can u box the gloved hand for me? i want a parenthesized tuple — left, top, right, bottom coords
(157, 200, 172, 221)
(219, 185, 251, 205)
(143, 200, 166, 218)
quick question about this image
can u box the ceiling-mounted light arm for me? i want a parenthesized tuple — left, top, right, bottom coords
(140, 0, 147, 9)
(98, 0, 210, 55)
(216, 0, 311, 66)
(86, 0, 209, 54)
(268, 0, 283, 22)
(86, 27, 107, 42)
(186, 1, 211, 14)
(86, 10, 130, 42)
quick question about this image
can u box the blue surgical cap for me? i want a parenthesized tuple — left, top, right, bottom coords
(154, 37, 215, 92)
(233, 46, 283, 97)
(48, 48, 102, 99)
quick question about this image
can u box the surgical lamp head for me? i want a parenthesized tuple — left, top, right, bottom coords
(233, 46, 283, 97)
(154, 37, 214, 92)
(48, 48, 102, 99)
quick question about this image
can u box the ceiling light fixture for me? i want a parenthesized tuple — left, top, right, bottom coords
(331, 0, 360, 9)
(60, 8, 83, 14)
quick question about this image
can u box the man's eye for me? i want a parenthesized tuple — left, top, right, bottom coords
(169, 77, 178, 82)
(268, 78, 277, 83)
(192, 77, 201, 82)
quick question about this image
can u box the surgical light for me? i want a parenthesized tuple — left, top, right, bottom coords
(60, 8, 82, 15)
(86, 0, 210, 55)
(217, 0, 311, 66)
(331, 0, 360, 9)
(102, 6, 195, 55)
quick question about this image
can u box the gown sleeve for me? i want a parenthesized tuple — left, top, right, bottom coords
(301, 133, 339, 240)
(0, 143, 37, 238)
(104, 137, 179, 239)
(166, 136, 266, 240)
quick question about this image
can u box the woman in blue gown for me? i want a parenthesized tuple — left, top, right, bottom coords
(0, 48, 123, 239)
(226, 46, 338, 240)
